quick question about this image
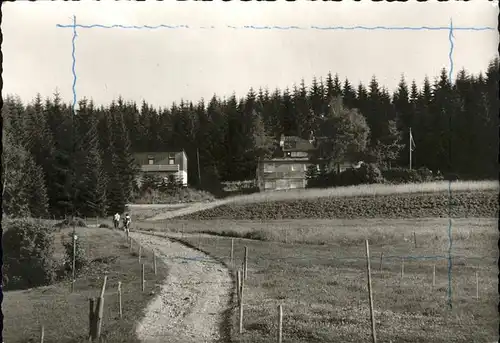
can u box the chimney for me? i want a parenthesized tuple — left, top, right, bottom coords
(279, 134, 285, 148)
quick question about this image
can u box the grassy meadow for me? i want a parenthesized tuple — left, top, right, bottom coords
(223, 180, 499, 205)
(2, 224, 168, 343)
(137, 217, 498, 343)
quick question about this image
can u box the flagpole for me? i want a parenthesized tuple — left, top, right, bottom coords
(409, 127, 412, 170)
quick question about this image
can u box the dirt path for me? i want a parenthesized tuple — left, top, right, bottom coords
(129, 231, 233, 343)
(146, 202, 226, 221)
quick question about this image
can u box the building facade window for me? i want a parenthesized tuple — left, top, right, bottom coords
(148, 158, 154, 165)
(290, 163, 306, 172)
(265, 181, 276, 189)
(264, 163, 275, 173)
(167, 153, 175, 165)
(290, 151, 307, 158)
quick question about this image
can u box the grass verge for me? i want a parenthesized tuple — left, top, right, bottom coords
(2, 226, 168, 343)
(142, 218, 498, 343)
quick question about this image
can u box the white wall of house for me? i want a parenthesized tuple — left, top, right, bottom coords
(176, 171, 188, 186)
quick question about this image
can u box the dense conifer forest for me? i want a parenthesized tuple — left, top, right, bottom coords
(2, 58, 498, 218)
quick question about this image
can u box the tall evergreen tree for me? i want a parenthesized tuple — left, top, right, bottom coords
(73, 99, 108, 217)
(342, 78, 357, 109)
(2, 132, 31, 218)
(5, 57, 499, 195)
(24, 154, 50, 218)
(106, 105, 137, 211)
(293, 80, 311, 138)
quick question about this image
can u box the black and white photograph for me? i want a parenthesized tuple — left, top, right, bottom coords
(2, 1, 499, 342)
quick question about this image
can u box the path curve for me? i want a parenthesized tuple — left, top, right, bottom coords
(130, 231, 233, 343)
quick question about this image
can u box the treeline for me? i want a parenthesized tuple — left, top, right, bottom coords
(2, 58, 498, 218)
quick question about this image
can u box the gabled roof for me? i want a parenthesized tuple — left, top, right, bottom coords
(132, 151, 186, 165)
(282, 136, 316, 152)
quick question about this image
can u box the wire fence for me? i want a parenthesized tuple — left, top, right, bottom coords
(2, 230, 162, 343)
(132, 229, 497, 343)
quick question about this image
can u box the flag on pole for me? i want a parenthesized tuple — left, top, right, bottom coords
(410, 129, 416, 152)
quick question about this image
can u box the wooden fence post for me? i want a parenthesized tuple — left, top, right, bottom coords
(237, 270, 241, 301)
(89, 298, 96, 340)
(230, 239, 234, 269)
(432, 264, 436, 288)
(365, 240, 377, 343)
(71, 230, 77, 293)
(40, 325, 44, 343)
(95, 275, 107, 340)
(379, 252, 383, 272)
(401, 257, 404, 279)
(138, 246, 142, 263)
(239, 269, 244, 334)
(153, 251, 157, 275)
(118, 281, 123, 318)
(244, 246, 248, 280)
(475, 271, 479, 299)
(277, 305, 283, 343)
(413, 231, 417, 248)
(141, 264, 145, 292)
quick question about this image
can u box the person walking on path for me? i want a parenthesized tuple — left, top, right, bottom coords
(113, 213, 121, 230)
(123, 213, 131, 234)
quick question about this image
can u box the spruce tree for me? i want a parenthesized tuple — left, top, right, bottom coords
(2, 133, 31, 218)
(309, 77, 324, 123)
(45, 94, 74, 217)
(293, 80, 311, 138)
(73, 99, 108, 217)
(281, 88, 295, 135)
(251, 113, 275, 160)
(109, 107, 137, 206)
(24, 155, 49, 218)
(342, 78, 357, 109)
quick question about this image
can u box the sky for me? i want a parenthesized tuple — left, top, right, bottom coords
(2, 0, 498, 109)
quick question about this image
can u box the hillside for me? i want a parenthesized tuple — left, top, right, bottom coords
(175, 182, 499, 220)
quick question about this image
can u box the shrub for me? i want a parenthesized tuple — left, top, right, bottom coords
(61, 232, 88, 275)
(222, 180, 257, 192)
(305, 165, 321, 188)
(444, 172, 460, 182)
(135, 187, 215, 204)
(329, 163, 385, 187)
(220, 179, 259, 197)
(99, 223, 111, 229)
(417, 167, 434, 182)
(356, 163, 385, 184)
(3, 218, 56, 290)
(381, 168, 423, 184)
(336, 168, 362, 186)
(140, 174, 164, 193)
